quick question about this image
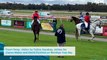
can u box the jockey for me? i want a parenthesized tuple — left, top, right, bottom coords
(32, 11, 40, 24)
(79, 12, 86, 32)
(84, 12, 91, 31)
(79, 12, 84, 22)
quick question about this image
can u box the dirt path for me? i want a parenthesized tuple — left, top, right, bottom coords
(0, 27, 107, 42)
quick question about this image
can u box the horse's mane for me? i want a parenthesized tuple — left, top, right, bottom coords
(33, 16, 38, 24)
(34, 16, 37, 21)
(71, 16, 80, 24)
(72, 16, 78, 20)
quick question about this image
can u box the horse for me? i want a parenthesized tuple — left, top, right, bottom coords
(70, 16, 81, 40)
(70, 16, 80, 25)
(76, 19, 102, 41)
(31, 17, 41, 43)
(70, 16, 102, 41)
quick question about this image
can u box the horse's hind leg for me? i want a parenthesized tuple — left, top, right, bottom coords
(91, 34, 95, 42)
(89, 30, 95, 42)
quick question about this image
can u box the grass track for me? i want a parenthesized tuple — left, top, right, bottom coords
(0, 30, 107, 60)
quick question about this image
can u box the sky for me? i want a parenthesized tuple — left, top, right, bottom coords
(0, 0, 106, 5)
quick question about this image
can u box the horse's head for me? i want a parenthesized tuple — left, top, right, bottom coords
(70, 16, 80, 24)
(33, 16, 38, 24)
(96, 19, 102, 28)
(70, 16, 76, 22)
(70, 16, 73, 22)
(98, 20, 102, 28)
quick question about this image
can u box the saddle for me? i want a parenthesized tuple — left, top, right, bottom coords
(81, 22, 88, 29)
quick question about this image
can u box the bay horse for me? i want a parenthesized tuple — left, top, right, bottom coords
(31, 17, 41, 43)
(70, 16, 80, 40)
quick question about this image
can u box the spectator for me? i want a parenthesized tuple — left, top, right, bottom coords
(52, 18, 57, 32)
(55, 24, 66, 58)
(79, 12, 86, 33)
(79, 12, 84, 23)
(53, 18, 57, 24)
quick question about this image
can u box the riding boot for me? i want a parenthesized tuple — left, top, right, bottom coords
(39, 24, 42, 29)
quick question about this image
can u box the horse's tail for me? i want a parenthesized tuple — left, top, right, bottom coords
(75, 28, 79, 40)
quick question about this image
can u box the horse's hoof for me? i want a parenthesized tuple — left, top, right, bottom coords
(90, 40, 94, 42)
(36, 38, 39, 40)
(88, 39, 90, 41)
(76, 39, 78, 41)
(34, 40, 36, 43)
(76, 40, 78, 41)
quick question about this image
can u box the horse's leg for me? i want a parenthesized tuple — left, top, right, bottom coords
(78, 29, 81, 40)
(89, 29, 95, 42)
(76, 27, 81, 41)
(36, 31, 39, 40)
(33, 30, 36, 43)
(75, 28, 78, 41)
(37, 33, 39, 40)
(35, 30, 40, 41)
(37, 27, 40, 40)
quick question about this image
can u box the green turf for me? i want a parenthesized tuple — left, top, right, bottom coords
(0, 30, 107, 60)
(1, 18, 107, 39)
(0, 18, 76, 34)
(41, 19, 75, 34)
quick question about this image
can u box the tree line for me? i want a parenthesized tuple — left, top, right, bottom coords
(0, 2, 107, 12)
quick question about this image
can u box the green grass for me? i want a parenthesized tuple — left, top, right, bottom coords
(41, 19, 75, 34)
(0, 18, 76, 34)
(0, 30, 107, 60)
(57, 20, 75, 34)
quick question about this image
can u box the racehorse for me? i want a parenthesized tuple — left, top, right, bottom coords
(31, 17, 41, 43)
(70, 16, 102, 41)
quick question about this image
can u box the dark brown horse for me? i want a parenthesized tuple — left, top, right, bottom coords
(70, 16, 80, 25)
(70, 16, 80, 40)
(31, 17, 41, 43)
